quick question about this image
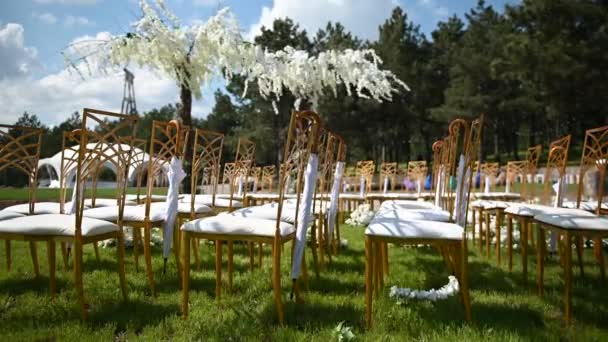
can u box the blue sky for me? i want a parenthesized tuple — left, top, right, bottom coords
(0, 0, 517, 125)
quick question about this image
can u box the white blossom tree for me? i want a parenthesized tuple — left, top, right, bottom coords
(62, 0, 409, 126)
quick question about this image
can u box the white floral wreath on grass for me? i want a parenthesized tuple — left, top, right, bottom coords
(389, 276, 460, 302)
(345, 204, 375, 226)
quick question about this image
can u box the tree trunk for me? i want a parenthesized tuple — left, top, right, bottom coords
(179, 83, 193, 193)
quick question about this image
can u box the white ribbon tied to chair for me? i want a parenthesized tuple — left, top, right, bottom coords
(484, 175, 491, 194)
(505, 177, 511, 194)
(383, 176, 389, 194)
(237, 175, 244, 197)
(417, 179, 423, 196)
(163, 157, 186, 258)
(453, 155, 471, 227)
(291, 153, 319, 280)
(359, 176, 365, 198)
(434, 165, 444, 208)
(549, 176, 566, 252)
(327, 161, 344, 243)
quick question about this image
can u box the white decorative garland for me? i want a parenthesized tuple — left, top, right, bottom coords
(389, 276, 459, 302)
(345, 203, 375, 226)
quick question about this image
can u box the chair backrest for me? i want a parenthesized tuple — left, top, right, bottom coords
(446, 118, 470, 216)
(72, 108, 138, 237)
(223, 162, 235, 186)
(576, 125, 608, 215)
(356, 160, 375, 193)
(380, 162, 397, 191)
(0, 125, 43, 214)
(227, 138, 255, 210)
(523, 144, 542, 201)
(262, 165, 276, 192)
(250, 166, 261, 191)
(145, 120, 189, 215)
(431, 139, 445, 191)
(407, 161, 427, 189)
(276, 110, 321, 238)
(315, 130, 338, 214)
(480, 162, 500, 191)
(541, 135, 571, 206)
(191, 129, 224, 209)
(506, 160, 527, 193)
(459, 115, 484, 226)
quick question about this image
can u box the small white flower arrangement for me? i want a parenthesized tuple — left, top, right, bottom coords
(389, 276, 459, 303)
(345, 204, 375, 226)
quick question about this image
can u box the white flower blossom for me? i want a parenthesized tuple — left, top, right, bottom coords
(62, 0, 408, 106)
(389, 276, 459, 302)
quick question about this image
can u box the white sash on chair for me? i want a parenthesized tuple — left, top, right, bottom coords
(327, 161, 344, 241)
(163, 157, 186, 258)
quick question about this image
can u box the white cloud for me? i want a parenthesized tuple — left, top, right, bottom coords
(416, 0, 449, 19)
(246, 0, 400, 41)
(32, 12, 58, 25)
(0, 29, 214, 126)
(0, 23, 41, 78)
(34, 0, 99, 4)
(64, 15, 95, 27)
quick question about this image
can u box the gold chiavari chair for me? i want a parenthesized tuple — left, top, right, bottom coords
(181, 111, 321, 325)
(0, 108, 138, 320)
(0, 125, 43, 274)
(328, 134, 346, 254)
(380, 162, 397, 192)
(407, 160, 428, 196)
(357, 160, 375, 194)
(364, 115, 482, 329)
(250, 166, 262, 193)
(533, 125, 608, 324)
(503, 135, 579, 284)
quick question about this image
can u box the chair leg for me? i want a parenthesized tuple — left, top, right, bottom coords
(5, 240, 11, 271)
(271, 239, 285, 325)
(192, 238, 201, 272)
(29, 241, 40, 278)
(133, 227, 140, 272)
(596, 238, 606, 282)
(73, 240, 87, 320)
(336, 219, 342, 253)
(496, 210, 503, 266)
(310, 221, 320, 279)
(181, 231, 191, 318)
(382, 242, 389, 277)
(215, 240, 222, 299)
(93, 242, 100, 262)
(521, 218, 528, 285)
(47, 240, 56, 298)
(318, 217, 325, 269)
(258, 243, 263, 268)
(227, 241, 234, 292)
(116, 232, 128, 301)
(574, 236, 585, 278)
(365, 236, 373, 329)
(142, 226, 156, 297)
(485, 212, 491, 258)
(471, 209, 476, 246)
(563, 232, 573, 325)
(248, 242, 255, 272)
(172, 228, 182, 282)
(537, 225, 545, 297)
(60, 242, 69, 270)
(507, 215, 513, 271)
(478, 209, 484, 252)
(458, 240, 472, 322)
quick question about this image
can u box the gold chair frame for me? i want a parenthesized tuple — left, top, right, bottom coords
(364, 114, 483, 329)
(380, 162, 397, 192)
(536, 125, 608, 324)
(181, 111, 321, 325)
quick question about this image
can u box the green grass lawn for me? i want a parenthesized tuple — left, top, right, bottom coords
(1, 225, 607, 341)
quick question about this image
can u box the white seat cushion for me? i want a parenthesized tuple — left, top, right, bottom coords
(365, 217, 463, 240)
(0, 214, 118, 236)
(174, 202, 213, 214)
(379, 200, 440, 211)
(535, 212, 608, 231)
(505, 204, 594, 217)
(562, 200, 608, 212)
(2, 202, 81, 215)
(84, 198, 137, 207)
(231, 202, 315, 224)
(340, 193, 365, 200)
(0, 211, 24, 221)
(85, 204, 165, 222)
(375, 208, 451, 222)
(180, 194, 243, 208)
(181, 212, 295, 237)
(366, 192, 419, 199)
(472, 200, 510, 210)
(474, 192, 514, 199)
